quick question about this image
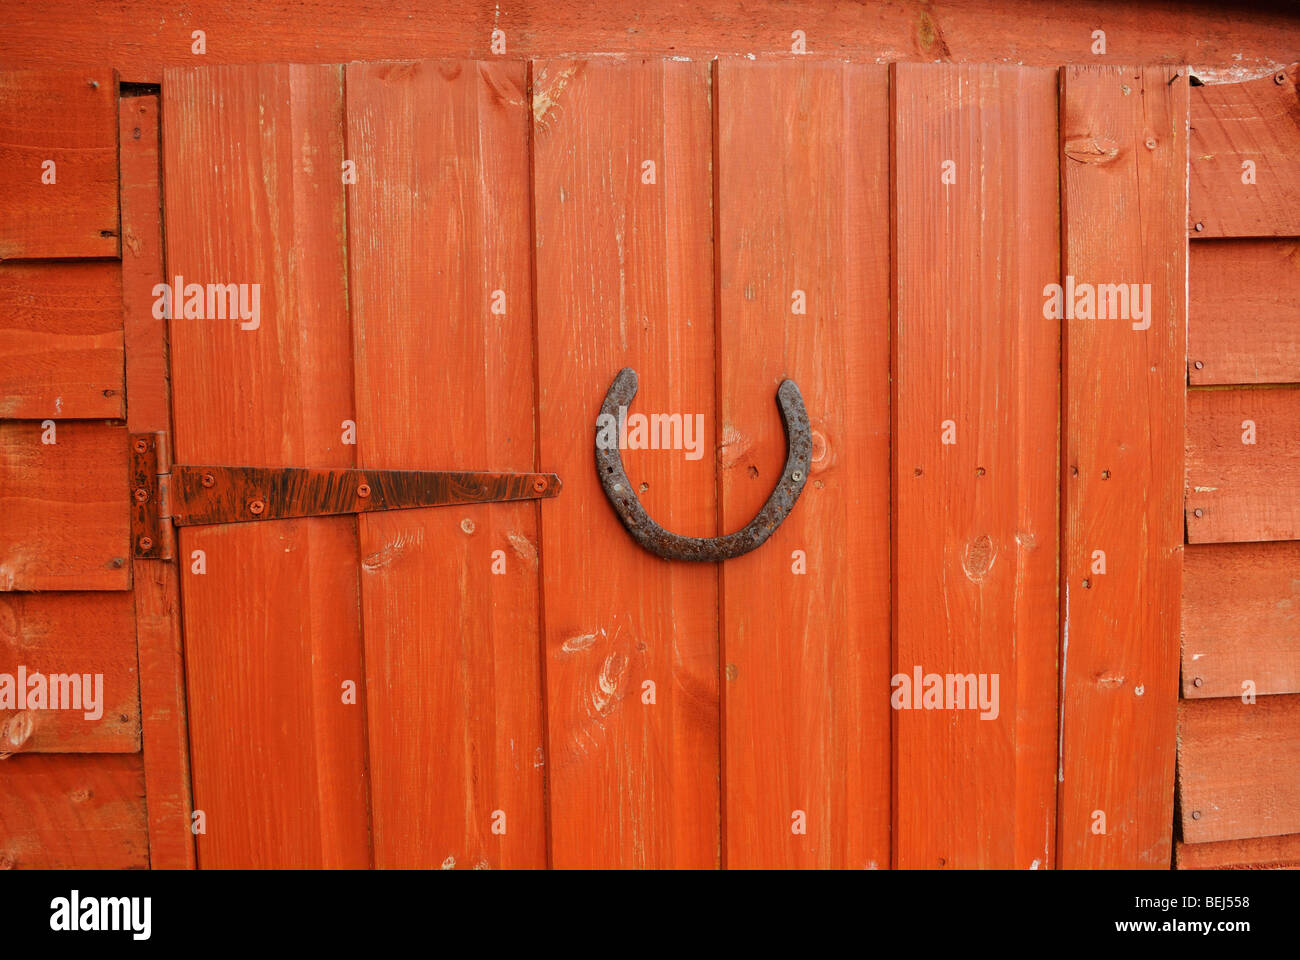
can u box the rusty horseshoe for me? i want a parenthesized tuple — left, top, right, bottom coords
(596, 367, 811, 562)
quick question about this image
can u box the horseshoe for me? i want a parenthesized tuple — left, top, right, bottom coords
(596, 368, 811, 562)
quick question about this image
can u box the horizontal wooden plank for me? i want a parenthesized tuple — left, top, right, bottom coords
(0, 421, 130, 591)
(2, 2, 1298, 82)
(0, 260, 125, 418)
(1186, 387, 1300, 543)
(1190, 63, 1300, 238)
(0, 753, 148, 868)
(1183, 542, 1300, 699)
(0, 592, 140, 753)
(0, 70, 119, 259)
(1179, 695, 1300, 843)
(1177, 833, 1300, 870)
(1189, 240, 1300, 385)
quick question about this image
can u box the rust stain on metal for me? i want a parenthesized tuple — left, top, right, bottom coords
(168, 465, 561, 526)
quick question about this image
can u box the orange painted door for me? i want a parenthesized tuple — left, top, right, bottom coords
(154, 58, 1186, 869)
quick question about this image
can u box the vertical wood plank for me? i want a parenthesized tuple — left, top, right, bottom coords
(715, 59, 891, 869)
(532, 59, 719, 868)
(345, 60, 547, 870)
(163, 64, 370, 868)
(120, 92, 195, 868)
(1058, 64, 1187, 868)
(892, 63, 1060, 869)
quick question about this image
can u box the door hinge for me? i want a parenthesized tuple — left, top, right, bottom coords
(129, 432, 561, 559)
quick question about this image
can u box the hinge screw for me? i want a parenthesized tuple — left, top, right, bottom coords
(133, 438, 149, 454)
(791, 471, 803, 482)
(532, 477, 547, 493)
(200, 473, 216, 488)
(133, 487, 149, 503)
(137, 536, 153, 552)
(248, 499, 266, 516)
(357, 483, 371, 498)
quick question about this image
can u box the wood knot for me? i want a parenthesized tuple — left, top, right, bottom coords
(1064, 137, 1120, 165)
(962, 535, 995, 582)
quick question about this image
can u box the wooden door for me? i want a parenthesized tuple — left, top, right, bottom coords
(19, 57, 1182, 869)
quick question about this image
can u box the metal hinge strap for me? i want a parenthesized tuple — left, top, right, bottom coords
(130, 433, 561, 558)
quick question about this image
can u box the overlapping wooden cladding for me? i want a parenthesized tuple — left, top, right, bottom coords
(1179, 61, 1300, 869)
(0, 80, 157, 870)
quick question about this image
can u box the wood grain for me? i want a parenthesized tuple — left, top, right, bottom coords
(120, 93, 172, 434)
(0, 753, 148, 869)
(533, 59, 719, 868)
(1186, 387, 1300, 544)
(0, 69, 120, 259)
(892, 63, 1059, 869)
(1177, 833, 1300, 870)
(713, 59, 891, 868)
(1179, 695, 1300, 844)
(345, 60, 547, 870)
(1189, 240, 1300, 386)
(2, 1, 1298, 82)
(0, 421, 130, 591)
(715, 59, 891, 870)
(0, 592, 139, 753)
(0, 261, 124, 419)
(1058, 65, 1187, 869)
(1183, 542, 1300, 699)
(120, 92, 196, 869)
(163, 64, 369, 868)
(1190, 64, 1300, 238)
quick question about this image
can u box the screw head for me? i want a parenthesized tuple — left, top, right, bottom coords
(1193, 677, 1203, 688)
(1276, 73, 1287, 85)
(248, 499, 266, 516)
(1191, 810, 1202, 820)
(532, 477, 547, 493)
(137, 536, 153, 551)
(133, 487, 149, 503)
(1194, 221, 1205, 232)
(357, 483, 371, 498)
(1193, 508, 1204, 518)
(1193, 360, 1204, 370)
(1145, 137, 1157, 149)
(133, 438, 149, 454)
(791, 471, 804, 482)
(200, 473, 216, 488)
